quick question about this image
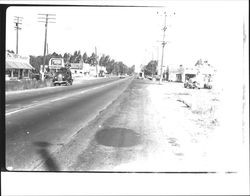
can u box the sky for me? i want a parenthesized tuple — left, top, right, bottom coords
(6, 1, 248, 71)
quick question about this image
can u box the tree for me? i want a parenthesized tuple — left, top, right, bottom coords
(113, 62, 120, 75)
(195, 59, 203, 66)
(106, 59, 115, 74)
(69, 50, 82, 63)
(128, 65, 135, 75)
(99, 54, 106, 67)
(74, 50, 82, 63)
(99, 54, 111, 68)
(63, 53, 70, 63)
(51, 52, 62, 58)
(144, 60, 158, 76)
(82, 52, 88, 63)
(87, 52, 98, 66)
(29, 55, 43, 72)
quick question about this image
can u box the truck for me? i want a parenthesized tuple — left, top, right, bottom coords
(44, 58, 73, 86)
(52, 67, 73, 86)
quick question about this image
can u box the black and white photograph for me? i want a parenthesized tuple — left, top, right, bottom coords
(1, 0, 249, 195)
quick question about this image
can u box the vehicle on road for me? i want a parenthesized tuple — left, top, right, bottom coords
(52, 67, 73, 86)
(119, 75, 126, 79)
(146, 75, 153, 80)
(155, 75, 161, 81)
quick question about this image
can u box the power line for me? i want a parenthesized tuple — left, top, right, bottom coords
(14, 16, 23, 54)
(37, 14, 56, 80)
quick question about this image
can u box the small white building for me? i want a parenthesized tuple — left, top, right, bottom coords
(70, 62, 90, 77)
(70, 62, 107, 77)
(5, 52, 34, 80)
(169, 61, 216, 83)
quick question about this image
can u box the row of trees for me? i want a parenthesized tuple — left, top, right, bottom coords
(29, 50, 135, 75)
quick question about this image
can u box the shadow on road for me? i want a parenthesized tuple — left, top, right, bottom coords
(33, 141, 60, 171)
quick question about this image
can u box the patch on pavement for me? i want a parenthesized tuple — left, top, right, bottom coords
(95, 127, 141, 148)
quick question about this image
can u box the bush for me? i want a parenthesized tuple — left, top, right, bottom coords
(6, 79, 53, 92)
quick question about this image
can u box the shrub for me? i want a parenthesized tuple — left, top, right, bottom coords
(6, 79, 53, 92)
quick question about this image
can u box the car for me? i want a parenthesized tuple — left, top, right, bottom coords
(184, 78, 202, 89)
(52, 67, 73, 86)
(184, 80, 193, 88)
(154, 75, 161, 81)
(146, 75, 153, 80)
(119, 75, 126, 79)
(31, 73, 40, 80)
(204, 82, 212, 89)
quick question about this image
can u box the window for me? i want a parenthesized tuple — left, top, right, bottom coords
(5, 70, 11, 77)
(13, 69, 18, 77)
(24, 69, 29, 77)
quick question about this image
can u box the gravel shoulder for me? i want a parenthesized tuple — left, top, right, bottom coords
(42, 79, 236, 172)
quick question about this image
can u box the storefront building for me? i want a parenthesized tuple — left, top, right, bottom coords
(5, 52, 34, 80)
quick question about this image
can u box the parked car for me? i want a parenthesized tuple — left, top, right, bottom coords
(155, 75, 161, 81)
(31, 73, 40, 80)
(184, 78, 202, 89)
(119, 75, 126, 79)
(146, 75, 153, 80)
(52, 67, 73, 86)
(204, 81, 212, 89)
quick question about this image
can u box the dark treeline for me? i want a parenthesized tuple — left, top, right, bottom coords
(29, 50, 135, 75)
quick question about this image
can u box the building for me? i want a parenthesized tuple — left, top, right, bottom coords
(5, 51, 34, 80)
(70, 62, 107, 77)
(168, 61, 216, 83)
(169, 65, 184, 82)
(70, 62, 90, 77)
(88, 65, 107, 77)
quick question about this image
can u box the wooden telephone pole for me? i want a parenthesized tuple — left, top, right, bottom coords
(14, 16, 23, 55)
(157, 11, 175, 84)
(38, 14, 56, 80)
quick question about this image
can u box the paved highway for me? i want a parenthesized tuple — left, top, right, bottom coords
(6, 77, 133, 170)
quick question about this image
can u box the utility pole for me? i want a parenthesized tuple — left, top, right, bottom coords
(38, 14, 56, 80)
(14, 16, 23, 55)
(159, 12, 167, 84)
(157, 11, 175, 84)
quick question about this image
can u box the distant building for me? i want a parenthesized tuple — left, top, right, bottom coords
(5, 51, 34, 80)
(70, 62, 90, 77)
(169, 65, 185, 82)
(168, 60, 216, 83)
(70, 62, 107, 77)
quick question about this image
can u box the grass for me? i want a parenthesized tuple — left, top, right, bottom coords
(176, 88, 220, 129)
(6, 79, 53, 92)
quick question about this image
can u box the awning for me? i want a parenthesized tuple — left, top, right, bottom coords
(6, 61, 35, 70)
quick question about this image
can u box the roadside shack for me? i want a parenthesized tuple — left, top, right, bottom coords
(5, 51, 34, 80)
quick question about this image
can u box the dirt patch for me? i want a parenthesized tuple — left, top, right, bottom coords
(95, 127, 141, 147)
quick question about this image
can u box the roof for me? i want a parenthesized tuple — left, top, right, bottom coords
(6, 60, 34, 70)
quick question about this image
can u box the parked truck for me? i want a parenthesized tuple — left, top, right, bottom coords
(52, 67, 73, 86)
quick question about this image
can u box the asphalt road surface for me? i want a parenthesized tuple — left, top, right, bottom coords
(6, 77, 133, 170)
